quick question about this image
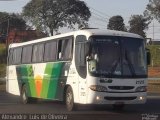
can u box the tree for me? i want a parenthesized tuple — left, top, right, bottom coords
(22, 0, 91, 36)
(107, 15, 127, 31)
(144, 0, 160, 22)
(0, 12, 9, 35)
(0, 12, 27, 36)
(129, 15, 150, 38)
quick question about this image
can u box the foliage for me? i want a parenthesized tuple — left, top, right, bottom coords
(128, 15, 151, 38)
(144, 0, 160, 22)
(22, 0, 91, 36)
(147, 45, 160, 67)
(107, 15, 127, 31)
(0, 64, 6, 78)
(0, 44, 6, 77)
(0, 12, 27, 36)
(0, 44, 6, 64)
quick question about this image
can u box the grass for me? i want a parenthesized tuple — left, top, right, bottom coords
(147, 45, 160, 67)
(0, 44, 7, 78)
(0, 44, 5, 51)
(0, 64, 6, 78)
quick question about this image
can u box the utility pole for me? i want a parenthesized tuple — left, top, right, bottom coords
(6, 17, 10, 57)
(153, 19, 154, 41)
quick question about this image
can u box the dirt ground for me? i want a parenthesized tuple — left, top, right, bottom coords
(148, 67, 160, 78)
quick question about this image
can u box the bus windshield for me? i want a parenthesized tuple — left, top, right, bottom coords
(88, 36, 147, 78)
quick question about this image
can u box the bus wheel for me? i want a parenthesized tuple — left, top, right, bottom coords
(65, 86, 75, 111)
(112, 104, 125, 110)
(21, 85, 30, 104)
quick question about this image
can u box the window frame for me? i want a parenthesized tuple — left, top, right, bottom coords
(12, 47, 22, 65)
(8, 48, 14, 65)
(44, 40, 58, 62)
(32, 43, 45, 63)
(57, 36, 74, 61)
(8, 35, 74, 65)
(22, 45, 33, 64)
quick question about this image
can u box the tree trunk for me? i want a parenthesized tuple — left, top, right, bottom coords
(50, 28, 53, 36)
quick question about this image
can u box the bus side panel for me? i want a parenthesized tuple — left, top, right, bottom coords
(7, 66, 20, 95)
(41, 62, 64, 99)
(16, 65, 36, 97)
(15, 62, 70, 100)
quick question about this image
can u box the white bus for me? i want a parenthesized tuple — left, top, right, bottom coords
(6, 29, 150, 111)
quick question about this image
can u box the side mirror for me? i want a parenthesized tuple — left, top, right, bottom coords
(88, 60, 97, 72)
(146, 49, 151, 65)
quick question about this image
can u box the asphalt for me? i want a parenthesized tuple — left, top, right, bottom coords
(0, 91, 160, 120)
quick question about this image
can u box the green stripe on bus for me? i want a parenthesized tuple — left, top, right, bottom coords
(17, 62, 64, 99)
(47, 63, 63, 99)
(16, 65, 31, 97)
(41, 63, 54, 98)
(27, 65, 36, 97)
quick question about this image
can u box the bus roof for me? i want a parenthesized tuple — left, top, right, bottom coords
(9, 29, 143, 48)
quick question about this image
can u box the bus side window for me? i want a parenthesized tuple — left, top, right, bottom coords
(44, 41, 57, 62)
(32, 43, 44, 63)
(58, 37, 73, 60)
(22, 45, 33, 64)
(8, 49, 13, 65)
(12, 47, 22, 65)
(58, 40, 62, 60)
(61, 38, 73, 60)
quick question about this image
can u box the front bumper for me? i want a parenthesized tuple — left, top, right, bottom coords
(86, 89, 147, 104)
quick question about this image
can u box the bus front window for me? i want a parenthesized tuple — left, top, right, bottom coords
(122, 37, 147, 77)
(88, 36, 121, 76)
(88, 36, 147, 78)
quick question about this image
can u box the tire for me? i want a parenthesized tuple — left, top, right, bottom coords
(21, 85, 30, 104)
(112, 104, 125, 110)
(65, 86, 76, 111)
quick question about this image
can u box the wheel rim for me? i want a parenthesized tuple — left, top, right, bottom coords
(22, 87, 27, 103)
(22, 91, 27, 101)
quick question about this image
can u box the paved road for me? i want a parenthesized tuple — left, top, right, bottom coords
(0, 91, 160, 120)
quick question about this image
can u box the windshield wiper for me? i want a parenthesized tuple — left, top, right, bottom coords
(108, 58, 120, 76)
(125, 49, 136, 76)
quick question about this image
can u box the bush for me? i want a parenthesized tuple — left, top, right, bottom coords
(0, 64, 6, 77)
(147, 45, 160, 67)
(0, 44, 7, 64)
(0, 44, 7, 78)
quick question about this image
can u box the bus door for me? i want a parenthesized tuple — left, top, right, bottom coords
(78, 74, 87, 104)
(75, 35, 88, 103)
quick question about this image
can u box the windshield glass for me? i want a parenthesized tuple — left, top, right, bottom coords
(89, 36, 147, 78)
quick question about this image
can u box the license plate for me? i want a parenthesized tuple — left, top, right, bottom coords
(115, 102, 124, 105)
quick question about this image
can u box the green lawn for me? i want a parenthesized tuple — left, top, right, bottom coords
(0, 64, 6, 77)
(147, 45, 160, 67)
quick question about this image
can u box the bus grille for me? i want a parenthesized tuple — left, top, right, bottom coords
(104, 96, 137, 100)
(108, 86, 134, 90)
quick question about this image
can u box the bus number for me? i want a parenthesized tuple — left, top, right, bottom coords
(136, 80, 144, 84)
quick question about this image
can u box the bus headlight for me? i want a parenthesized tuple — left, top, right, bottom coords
(89, 85, 108, 92)
(135, 86, 147, 92)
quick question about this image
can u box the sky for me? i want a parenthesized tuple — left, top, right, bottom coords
(0, 0, 159, 40)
